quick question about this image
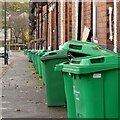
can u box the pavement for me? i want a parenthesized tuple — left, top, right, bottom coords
(1, 51, 67, 118)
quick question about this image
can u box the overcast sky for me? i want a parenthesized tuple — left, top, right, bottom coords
(0, 0, 30, 2)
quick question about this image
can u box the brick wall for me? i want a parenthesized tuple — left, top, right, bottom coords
(58, 2, 61, 46)
(42, 6, 47, 49)
(72, 2, 77, 40)
(67, 2, 73, 41)
(82, 2, 115, 50)
(38, 1, 119, 52)
(106, 2, 114, 50)
(62, 2, 73, 42)
(97, 2, 107, 48)
(81, 2, 92, 41)
(51, 6, 56, 49)
(64, 2, 68, 42)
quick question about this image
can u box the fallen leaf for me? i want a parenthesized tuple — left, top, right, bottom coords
(35, 102, 40, 104)
(15, 109, 21, 112)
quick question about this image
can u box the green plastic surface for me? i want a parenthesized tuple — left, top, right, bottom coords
(43, 58, 67, 106)
(73, 69, 119, 118)
(37, 50, 51, 84)
(55, 62, 77, 118)
(62, 40, 118, 56)
(24, 49, 27, 55)
(41, 50, 69, 106)
(27, 49, 32, 62)
(59, 47, 120, 118)
(40, 50, 68, 61)
(62, 55, 120, 74)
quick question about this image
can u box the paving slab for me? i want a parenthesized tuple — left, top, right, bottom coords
(1, 51, 67, 118)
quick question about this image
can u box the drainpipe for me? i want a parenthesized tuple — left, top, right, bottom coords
(75, 0, 78, 40)
(37, 4, 40, 50)
(93, 0, 98, 43)
(56, 1, 59, 50)
(77, 2, 82, 40)
(46, 4, 48, 50)
(113, 0, 117, 53)
(41, 6, 42, 38)
(108, 7, 113, 41)
(40, 6, 43, 49)
(37, 14, 39, 50)
(61, 1, 64, 45)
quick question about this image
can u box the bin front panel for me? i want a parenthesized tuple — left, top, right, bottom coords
(38, 50, 50, 78)
(63, 73, 76, 118)
(41, 61, 45, 83)
(44, 58, 67, 106)
(35, 53, 39, 73)
(73, 73, 104, 118)
(104, 69, 119, 118)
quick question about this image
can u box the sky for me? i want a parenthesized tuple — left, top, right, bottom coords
(0, 0, 30, 2)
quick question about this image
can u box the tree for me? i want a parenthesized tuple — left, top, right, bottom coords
(8, 12, 29, 44)
(6, 2, 29, 14)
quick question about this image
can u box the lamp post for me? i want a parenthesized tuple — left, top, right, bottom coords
(4, 0, 7, 65)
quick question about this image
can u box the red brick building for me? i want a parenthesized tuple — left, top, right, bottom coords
(29, 1, 120, 53)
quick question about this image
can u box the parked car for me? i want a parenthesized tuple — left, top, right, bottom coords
(0, 47, 8, 58)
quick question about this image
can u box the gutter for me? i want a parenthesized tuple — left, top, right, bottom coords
(56, 1, 59, 50)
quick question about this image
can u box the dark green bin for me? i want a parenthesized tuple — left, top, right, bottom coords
(62, 54, 120, 118)
(41, 50, 68, 106)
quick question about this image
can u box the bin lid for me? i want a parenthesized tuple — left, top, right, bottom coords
(62, 54, 120, 74)
(31, 50, 36, 53)
(38, 50, 51, 56)
(62, 40, 117, 56)
(28, 50, 31, 52)
(55, 61, 69, 71)
(36, 50, 43, 54)
(40, 50, 68, 61)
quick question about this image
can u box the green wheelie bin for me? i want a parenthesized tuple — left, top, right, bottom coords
(55, 62, 76, 118)
(37, 50, 51, 80)
(54, 40, 114, 118)
(31, 50, 36, 67)
(55, 40, 120, 118)
(62, 53, 120, 118)
(24, 49, 27, 55)
(35, 52, 38, 73)
(35, 51, 39, 73)
(37, 50, 43, 77)
(34, 50, 38, 69)
(40, 50, 68, 106)
(27, 49, 32, 62)
(40, 40, 108, 107)
(36, 50, 42, 74)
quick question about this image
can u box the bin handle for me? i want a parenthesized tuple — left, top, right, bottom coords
(90, 57, 105, 64)
(63, 61, 69, 64)
(71, 60, 81, 64)
(67, 52, 75, 58)
(48, 52, 57, 55)
(43, 50, 47, 52)
(69, 44, 82, 50)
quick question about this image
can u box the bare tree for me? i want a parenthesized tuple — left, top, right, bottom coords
(8, 12, 29, 44)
